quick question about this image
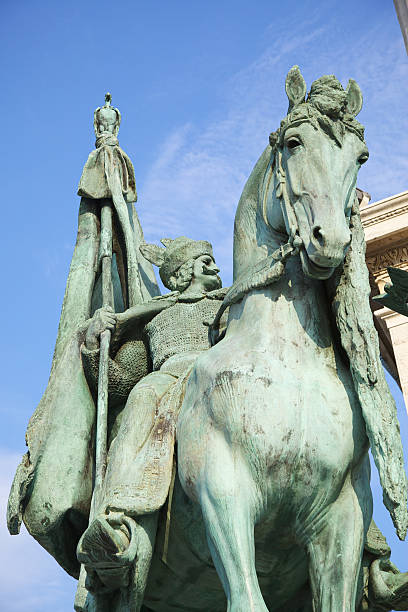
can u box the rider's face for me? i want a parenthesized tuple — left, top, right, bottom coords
(192, 255, 221, 291)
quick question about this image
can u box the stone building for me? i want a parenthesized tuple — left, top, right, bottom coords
(359, 188, 408, 408)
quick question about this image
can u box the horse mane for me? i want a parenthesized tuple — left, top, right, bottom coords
(326, 200, 408, 539)
(233, 145, 272, 281)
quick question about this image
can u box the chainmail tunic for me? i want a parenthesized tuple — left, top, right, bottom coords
(145, 298, 220, 371)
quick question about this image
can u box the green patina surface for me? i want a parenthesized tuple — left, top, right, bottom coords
(7, 76, 408, 612)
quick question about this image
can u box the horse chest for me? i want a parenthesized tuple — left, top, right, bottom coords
(240, 374, 355, 466)
(204, 336, 367, 516)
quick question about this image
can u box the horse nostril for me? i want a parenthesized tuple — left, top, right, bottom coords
(312, 225, 325, 246)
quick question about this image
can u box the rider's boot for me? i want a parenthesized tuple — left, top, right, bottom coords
(77, 512, 138, 593)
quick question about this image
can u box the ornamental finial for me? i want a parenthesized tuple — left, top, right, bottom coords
(93, 93, 121, 138)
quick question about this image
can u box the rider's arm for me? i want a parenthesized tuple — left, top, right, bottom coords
(80, 294, 178, 401)
(112, 293, 178, 346)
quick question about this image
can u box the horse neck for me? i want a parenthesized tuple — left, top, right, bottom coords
(230, 155, 337, 365)
(228, 255, 336, 359)
(233, 146, 275, 281)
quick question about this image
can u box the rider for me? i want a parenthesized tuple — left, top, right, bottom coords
(77, 236, 227, 595)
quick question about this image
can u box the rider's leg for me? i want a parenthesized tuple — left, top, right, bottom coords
(306, 462, 371, 612)
(103, 371, 176, 505)
(197, 429, 268, 612)
(77, 372, 175, 597)
(101, 371, 176, 520)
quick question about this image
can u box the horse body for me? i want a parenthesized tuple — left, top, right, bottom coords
(176, 258, 370, 610)
(143, 260, 371, 611)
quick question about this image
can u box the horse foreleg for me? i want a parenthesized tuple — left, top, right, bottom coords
(197, 431, 268, 612)
(306, 466, 371, 612)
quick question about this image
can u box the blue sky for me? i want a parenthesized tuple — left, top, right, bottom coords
(1, 1, 407, 610)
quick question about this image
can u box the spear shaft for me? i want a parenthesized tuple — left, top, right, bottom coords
(74, 202, 114, 612)
(94, 199, 114, 511)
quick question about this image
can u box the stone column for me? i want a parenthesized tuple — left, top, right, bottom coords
(380, 308, 408, 404)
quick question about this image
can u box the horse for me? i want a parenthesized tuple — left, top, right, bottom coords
(139, 67, 407, 612)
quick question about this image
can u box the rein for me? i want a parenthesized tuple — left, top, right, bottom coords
(210, 150, 302, 345)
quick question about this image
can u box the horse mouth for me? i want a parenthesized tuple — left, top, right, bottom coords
(300, 250, 335, 280)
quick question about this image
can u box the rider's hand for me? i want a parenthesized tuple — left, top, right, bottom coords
(85, 307, 117, 350)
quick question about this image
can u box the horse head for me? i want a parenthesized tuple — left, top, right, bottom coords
(263, 66, 369, 280)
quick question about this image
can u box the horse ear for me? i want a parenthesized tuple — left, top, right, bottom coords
(285, 65, 307, 111)
(345, 79, 363, 117)
(139, 243, 165, 267)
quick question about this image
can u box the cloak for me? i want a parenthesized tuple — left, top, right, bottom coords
(7, 135, 159, 578)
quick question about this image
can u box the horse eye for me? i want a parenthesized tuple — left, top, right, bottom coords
(286, 138, 302, 150)
(358, 152, 369, 165)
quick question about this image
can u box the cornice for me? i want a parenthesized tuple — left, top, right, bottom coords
(366, 245, 408, 275)
(361, 191, 408, 228)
